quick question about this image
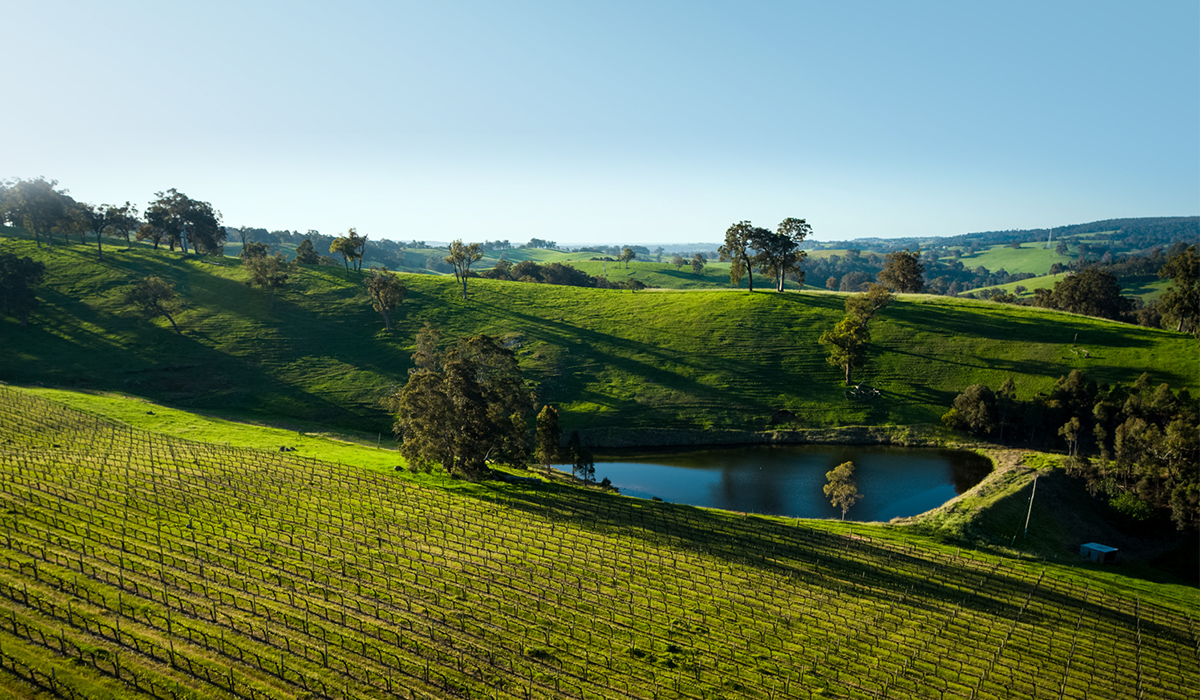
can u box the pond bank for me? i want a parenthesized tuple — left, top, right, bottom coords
(576, 424, 953, 449)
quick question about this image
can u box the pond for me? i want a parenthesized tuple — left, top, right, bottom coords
(554, 444, 991, 521)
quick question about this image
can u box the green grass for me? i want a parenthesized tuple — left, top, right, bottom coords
(2, 229, 1196, 441)
(0, 388, 1194, 699)
(971, 274, 1170, 303)
(951, 242, 1075, 276)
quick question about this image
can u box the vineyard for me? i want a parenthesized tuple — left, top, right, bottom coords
(0, 388, 1196, 699)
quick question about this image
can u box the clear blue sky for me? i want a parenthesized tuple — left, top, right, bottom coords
(4, 1, 1197, 245)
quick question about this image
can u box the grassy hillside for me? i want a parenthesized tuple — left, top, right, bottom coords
(2, 231, 1196, 440)
(0, 388, 1194, 699)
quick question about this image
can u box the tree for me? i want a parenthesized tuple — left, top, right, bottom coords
(819, 316, 870, 385)
(819, 284, 893, 385)
(144, 189, 224, 254)
(690, 253, 705, 274)
(294, 238, 320, 264)
(877, 249, 925, 293)
(0, 177, 71, 248)
(534, 405, 562, 469)
(103, 202, 140, 247)
(823, 461, 861, 520)
(718, 221, 761, 292)
(390, 331, 532, 477)
(942, 384, 997, 435)
(240, 241, 270, 260)
(1036, 267, 1131, 320)
(567, 430, 595, 483)
(0, 253, 46, 326)
(71, 202, 111, 260)
(124, 276, 183, 334)
(330, 236, 356, 270)
(444, 239, 483, 300)
(365, 268, 407, 333)
(1158, 245, 1198, 335)
(753, 218, 811, 292)
(244, 252, 293, 309)
(672, 254, 686, 270)
(619, 247, 636, 269)
(348, 228, 368, 271)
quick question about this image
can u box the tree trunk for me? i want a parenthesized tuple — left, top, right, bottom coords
(163, 311, 181, 335)
(381, 309, 392, 333)
(747, 264, 753, 292)
(97, 231, 103, 261)
(461, 274, 469, 300)
(844, 363, 852, 386)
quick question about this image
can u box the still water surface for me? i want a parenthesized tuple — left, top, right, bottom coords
(557, 445, 991, 521)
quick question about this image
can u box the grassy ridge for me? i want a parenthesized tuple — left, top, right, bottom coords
(0, 388, 1195, 699)
(2, 230, 1196, 438)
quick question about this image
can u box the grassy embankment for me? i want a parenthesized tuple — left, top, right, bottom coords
(0, 387, 1195, 699)
(2, 228, 1196, 442)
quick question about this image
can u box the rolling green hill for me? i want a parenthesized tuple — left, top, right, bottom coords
(0, 388, 1195, 700)
(2, 230, 1196, 442)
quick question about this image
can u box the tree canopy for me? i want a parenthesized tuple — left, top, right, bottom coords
(390, 329, 532, 477)
(0, 252, 46, 326)
(824, 461, 862, 520)
(365, 268, 407, 333)
(144, 189, 224, 255)
(877, 249, 925, 293)
(0, 177, 72, 248)
(819, 284, 893, 385)
(444, 239, 483, 299)
(1033, 268, 1131, 321)
(1158, 245, 1198, 335)
(719, 221, 760, 291)
(754, 218, 811, 292)
(124, 276, 183, 334)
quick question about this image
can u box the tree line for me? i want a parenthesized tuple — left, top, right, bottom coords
(943, 370, 1199, 530)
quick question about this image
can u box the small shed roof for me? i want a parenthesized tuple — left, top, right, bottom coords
(1081, 542, 1118, 553)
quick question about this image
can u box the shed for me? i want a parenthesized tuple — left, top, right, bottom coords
(1080, 542, 1118, 564)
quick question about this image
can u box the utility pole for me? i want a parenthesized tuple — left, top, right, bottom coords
(1011, 474, 1039, 546)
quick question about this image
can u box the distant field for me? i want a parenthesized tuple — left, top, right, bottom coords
(951, 242, 1075, 276)
(971, 274, 1170, 302)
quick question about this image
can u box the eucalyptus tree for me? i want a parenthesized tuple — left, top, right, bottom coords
(1158, 245, 1198, 335)
(819, 284, 893, 385)
(0, 253, 46, 326)
(753, 218, 811, 292)
(877, 249, 925, 293)
(719, 221, 761, 291)
(125, 276, 183, 334)
(244, 252, 293, 310)
(444, 239, 483, 299)
(619, 247, 636, 269)
(365, 267, 407, 333)
(391, 329, 532, 476)
(0, 177, 72, 248)
(145, 189, 224, 254)
(824, 461, 861, 520)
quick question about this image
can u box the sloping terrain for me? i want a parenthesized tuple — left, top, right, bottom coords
(0, 389, 1195, 699)
(2, 232, 1196, 439)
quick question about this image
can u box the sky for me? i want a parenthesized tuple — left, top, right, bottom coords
(4, 0, 1198, 246)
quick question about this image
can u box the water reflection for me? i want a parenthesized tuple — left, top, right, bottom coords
(555, 444, 991, 521)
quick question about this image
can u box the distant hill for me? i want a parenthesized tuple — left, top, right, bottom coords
(2, 228, 1195, 440)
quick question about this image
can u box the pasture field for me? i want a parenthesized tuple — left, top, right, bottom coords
(0, 388, 1197, 699)
(949, 243, 1074, 277)
(2, 232, 1196, 440)
(969, 275, 1170, 303)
